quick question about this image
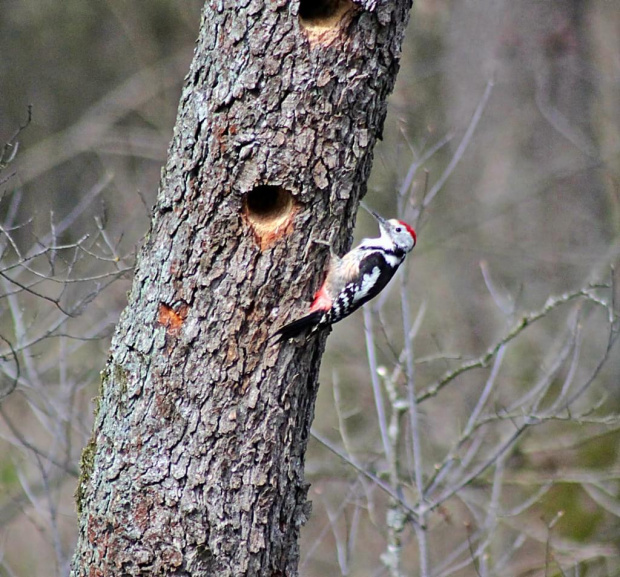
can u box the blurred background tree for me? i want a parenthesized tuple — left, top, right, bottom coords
(1, 1, 618, 575)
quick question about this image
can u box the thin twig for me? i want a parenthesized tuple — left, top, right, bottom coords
(310, 429, 419, 524)
(363, 307, 394, 469)
(400, 260, 429, 577)
(422, 78, 494, 210)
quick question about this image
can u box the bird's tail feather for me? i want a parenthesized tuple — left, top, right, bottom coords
(272, 310, 324, 342)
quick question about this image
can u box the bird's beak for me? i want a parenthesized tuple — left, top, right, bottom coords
(368, 209, 388, 230)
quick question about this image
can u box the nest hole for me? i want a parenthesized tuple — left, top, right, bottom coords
(299, 0, 354, 33)
(244, 186, 296, 249)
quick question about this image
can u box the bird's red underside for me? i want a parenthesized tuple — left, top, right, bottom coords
(310, 285, 332, 313)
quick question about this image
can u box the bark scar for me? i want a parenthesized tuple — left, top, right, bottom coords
(157, 302, 189, 336)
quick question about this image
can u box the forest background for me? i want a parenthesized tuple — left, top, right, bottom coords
(0, 1, 619, 576)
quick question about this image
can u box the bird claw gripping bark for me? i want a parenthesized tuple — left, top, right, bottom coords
(304, 230, 339, 260)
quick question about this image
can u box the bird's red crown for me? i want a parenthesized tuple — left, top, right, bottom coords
(399, 220, 416, 244)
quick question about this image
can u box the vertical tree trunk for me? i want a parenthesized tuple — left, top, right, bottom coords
(72, 0, 413, 575)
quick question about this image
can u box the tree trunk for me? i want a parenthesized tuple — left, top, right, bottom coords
(71, 0, 413, 575)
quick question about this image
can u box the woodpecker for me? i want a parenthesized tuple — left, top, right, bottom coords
(273, 210, 416, 342)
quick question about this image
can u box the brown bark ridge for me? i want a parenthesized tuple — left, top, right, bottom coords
(71, 0, 413, 575)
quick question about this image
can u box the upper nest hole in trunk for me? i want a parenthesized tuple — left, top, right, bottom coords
(299, 0, 354, 34)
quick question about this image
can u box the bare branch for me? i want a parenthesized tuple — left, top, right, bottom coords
(418, 287, 611, 403)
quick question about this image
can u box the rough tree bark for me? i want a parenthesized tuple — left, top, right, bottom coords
(72, 0, 413, 575)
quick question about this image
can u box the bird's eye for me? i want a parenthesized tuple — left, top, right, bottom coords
(395, 226, 402, 233)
